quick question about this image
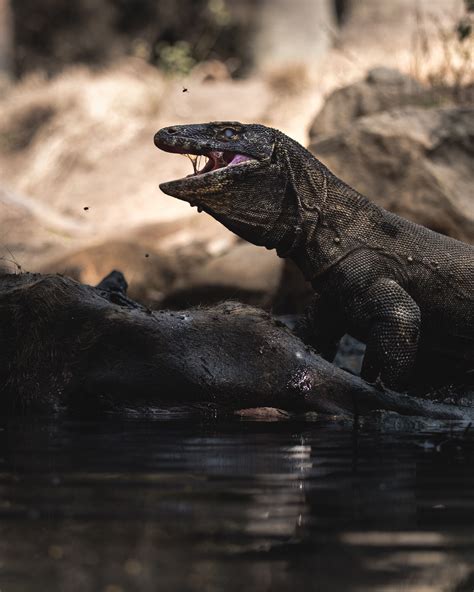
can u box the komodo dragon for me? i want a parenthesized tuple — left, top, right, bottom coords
(154, 122, 474, 391)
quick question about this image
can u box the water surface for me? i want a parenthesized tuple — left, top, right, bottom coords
(0, 415, 473, 591)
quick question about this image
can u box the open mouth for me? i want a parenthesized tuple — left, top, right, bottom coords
(155, 130, 262, 206)
(155, 135, 257, 181)
(184, 151, 254, 177)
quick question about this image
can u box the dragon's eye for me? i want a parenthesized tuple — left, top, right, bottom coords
(223, 128, 236, 139)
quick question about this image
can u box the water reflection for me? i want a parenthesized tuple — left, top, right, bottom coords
(0, 417, 473, 591)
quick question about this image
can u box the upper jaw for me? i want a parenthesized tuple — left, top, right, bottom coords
(154, 130, 215, 157)
(154, 126, 258, 159)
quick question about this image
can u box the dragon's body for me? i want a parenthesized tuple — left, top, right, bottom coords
(155, 122, 474, 390)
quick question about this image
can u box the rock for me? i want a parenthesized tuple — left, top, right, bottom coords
(310, 67, 428, 138)
(0, 59, 175, 235)
(40, 218, 283, 309)
(366, 67, 413, 85)
(163, 243, 282, 309)
(0, 184, 92, 272)
(309, 106, 474, 243)
(40, 239, 180, 305)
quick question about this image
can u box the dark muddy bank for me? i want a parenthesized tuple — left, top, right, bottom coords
(0, 270, 472, 420)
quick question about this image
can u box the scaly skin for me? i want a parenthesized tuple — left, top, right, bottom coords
(154, 122, 474, 391)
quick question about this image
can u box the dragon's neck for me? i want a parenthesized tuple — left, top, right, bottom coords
(275, 136, 382, 281)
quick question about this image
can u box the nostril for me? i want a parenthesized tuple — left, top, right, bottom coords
(167, 127, 178, 135)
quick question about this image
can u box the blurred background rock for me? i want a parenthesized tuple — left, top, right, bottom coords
(0, 0, 472, 310)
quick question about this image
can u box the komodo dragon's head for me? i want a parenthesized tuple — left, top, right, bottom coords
(155, 121, 318, 254)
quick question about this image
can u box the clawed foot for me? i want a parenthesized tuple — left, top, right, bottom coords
(95, 270, 150, 312)
(366, 375, 388, 392)
(96, 270, 128, 295)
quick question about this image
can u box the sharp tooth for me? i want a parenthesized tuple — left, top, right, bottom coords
(184, 154, 198, 174)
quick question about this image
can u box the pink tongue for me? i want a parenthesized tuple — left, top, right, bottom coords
(229, 154, 252, 166)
